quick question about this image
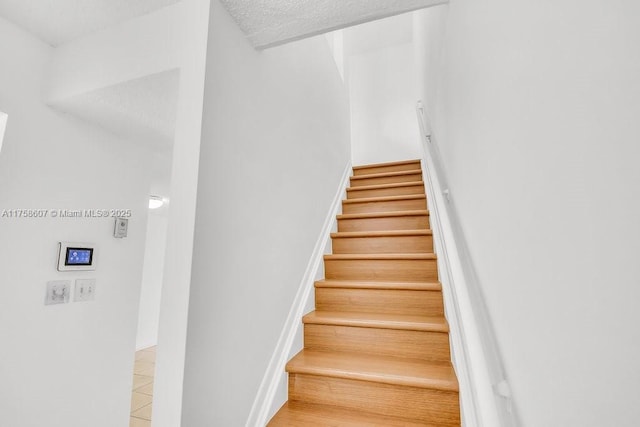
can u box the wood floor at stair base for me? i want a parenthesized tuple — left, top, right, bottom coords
(324, 258, 438, 282)
(304, 324, 451, 362)
(315, 288, 444, 316)
(350, 172, 423, 187)
(342, 197, 427, 214)
(332, 234, 434, 254)
(338, 214, 430, 232)
(353, 160, 422, 176)
(288, 374, 461, 426)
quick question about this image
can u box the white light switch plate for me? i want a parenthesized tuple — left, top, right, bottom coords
(75, 279, 96, 302)
(45, 280, 70, 305)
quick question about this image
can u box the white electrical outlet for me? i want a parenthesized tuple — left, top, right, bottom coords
(74, 279, 96, 302)
(45, 280, 70, 305)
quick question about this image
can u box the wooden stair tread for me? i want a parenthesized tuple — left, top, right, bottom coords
(331, 229, 432, 238)
(269, 401, 432, 426)
(315, 280, 442, 290)
(303, 311, 449, 332)
(353, 159, 421, 170)
(286, 349, 459, 391)
(350, 169, 423, 180)
(343, 194, 426, 204)
(324, 253, 436, 260)
(337, 210, 429, 220)
(346, 181, 425, 192)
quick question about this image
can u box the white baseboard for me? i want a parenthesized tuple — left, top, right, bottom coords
(245, 161, 352, 427)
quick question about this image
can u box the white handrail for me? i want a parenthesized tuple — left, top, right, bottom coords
(416, 101, 519, 427)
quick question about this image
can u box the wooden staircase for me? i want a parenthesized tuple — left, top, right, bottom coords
(268, 159, 461, 426)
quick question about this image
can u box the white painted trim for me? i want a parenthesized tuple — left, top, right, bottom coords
(0, 111, 7, 155)
(245, 161, 352, 427)
(135, 341, 157, 352)
(416, 101, 519, 426)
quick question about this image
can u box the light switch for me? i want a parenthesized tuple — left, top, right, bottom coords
(75, 279, 96, 302)
(45, 280, 70, 305)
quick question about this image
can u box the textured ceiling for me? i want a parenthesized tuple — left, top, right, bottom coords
(219, 0, 446, 48)
(52, 70, 180, 151)
(0, 0, 181, 45)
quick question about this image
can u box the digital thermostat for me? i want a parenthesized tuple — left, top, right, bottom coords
(57, 242, 98, 271)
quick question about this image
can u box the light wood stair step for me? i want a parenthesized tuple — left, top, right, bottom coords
(315, 280, 444, 316)
(303, 311, 451, 361)
(315, 279, 442, 291)
(286, 350, 460, 424)
(337, 209, 430, 232)
(350, 169, 423, 187)
(324, 253, 438, 282)
(331, 229, 433, 254)
(287, 349, 458, 391)
(342, 194, 427, 214)
(303, 311, 449, 332)
(346, 181, 425, 199)
(325, 253, 436, 259)
(268, 401, 431, 427)
(353, 159, 422, 176)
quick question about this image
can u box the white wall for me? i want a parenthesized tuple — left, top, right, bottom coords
(136, 209, 168, 350)
(346, 16, 422, 165)
(0, 16, 151, 427)
(179, 1, 351, 425)
(324, 30, 345, 81)
(414, 2, 640, 426)
(0, 111, 7, 154)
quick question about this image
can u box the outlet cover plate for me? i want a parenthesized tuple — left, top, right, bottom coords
(45, 280, 70, 305)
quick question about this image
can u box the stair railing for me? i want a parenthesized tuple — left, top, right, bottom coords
(416, 101, 519, 427)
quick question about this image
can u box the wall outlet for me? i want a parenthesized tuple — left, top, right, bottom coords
(45, 280, 70, 305)
(74, 279, 96, 302)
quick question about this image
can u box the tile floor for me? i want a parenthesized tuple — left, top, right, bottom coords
(130, 346, 156, 427)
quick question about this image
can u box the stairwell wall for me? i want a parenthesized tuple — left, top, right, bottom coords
(180, 1, 351, 425)
(344, 15, 423, 165)
(413, 2, 640, 426)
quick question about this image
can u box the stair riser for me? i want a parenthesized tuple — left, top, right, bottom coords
(350, 172, 423, 187)
(315, 288, 444, 316)
(289, 374, 460, 425)
(353, 163, 421, 176)
(342, 198, 427, 215)
(347, 185, 424, 199)
(304, 324, 451, 362)
(338, 215, 430, 232)
(324, 258, 438, 281)
(332, 235, 433, 254)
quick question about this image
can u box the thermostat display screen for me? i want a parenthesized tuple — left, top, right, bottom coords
(57, 242, 97, 271)
(65, 248, 93, 266)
